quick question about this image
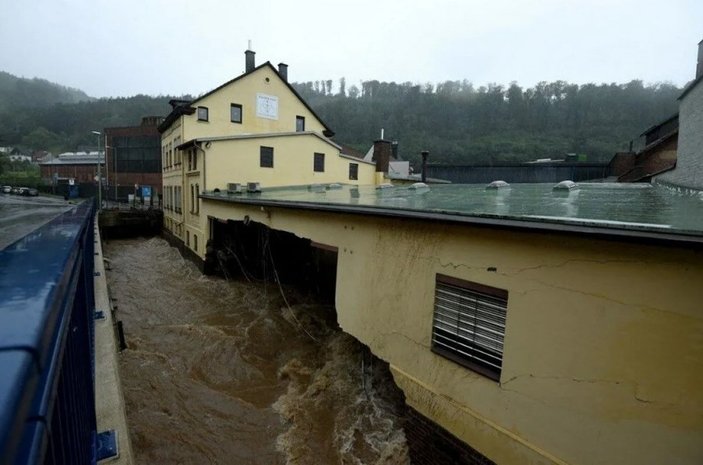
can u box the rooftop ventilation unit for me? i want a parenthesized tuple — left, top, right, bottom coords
(246, 182, 261, 193)
(553, 180, 578, 191)
(486, 180, 510, 189)
(227, 183, 243, 194)
(409, 182, 429, 190)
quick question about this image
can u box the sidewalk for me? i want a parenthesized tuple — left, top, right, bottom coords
(93, 218, 135, 464)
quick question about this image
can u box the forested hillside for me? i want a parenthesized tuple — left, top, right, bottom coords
(292, 79, 681, 164)
(0, 71, 91, 110)
(0, 70, 682, 165)
(0, 95, 177, 153)
(0, 71, 179, 153)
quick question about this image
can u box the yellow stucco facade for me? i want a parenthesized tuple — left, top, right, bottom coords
(159, 58, 376, 255)
(201, 199, 703, 465)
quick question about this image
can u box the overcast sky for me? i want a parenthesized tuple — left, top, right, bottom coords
(1, 0, 702, 98)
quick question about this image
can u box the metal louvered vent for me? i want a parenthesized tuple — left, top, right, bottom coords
(431, 274, 508, 381)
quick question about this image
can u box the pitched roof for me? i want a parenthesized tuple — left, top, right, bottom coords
(640, 113, 678, 137)
(158, 61, 334, 137)
(679, 74, 703, 100)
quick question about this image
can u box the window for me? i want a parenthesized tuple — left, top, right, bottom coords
(188, 149, 198, 171)
(313, 152, 325, 172)
(231, 103, 242, 123)
(431, 274, 508, 381)
(194, 234, 198, 252)
(175, 186, 181, 213)
(260, 146, 274, 168)
(190, 184, 195, 213)
(197, 106, 209, 121)
(195, 184, 199, 214)
(349, 163, 358, 180)
(174, 137, 181, 165)
(296, 115, 305, 132)
(186, 231, 190, 247)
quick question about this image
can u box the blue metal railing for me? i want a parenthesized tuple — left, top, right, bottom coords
(0, 201, 98, 465)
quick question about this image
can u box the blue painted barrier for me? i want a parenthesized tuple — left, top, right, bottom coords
(0, 201, 98, 465)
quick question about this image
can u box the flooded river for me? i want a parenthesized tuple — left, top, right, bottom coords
(104, 237, 409, 465)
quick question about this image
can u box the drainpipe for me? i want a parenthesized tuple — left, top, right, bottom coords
(421, 151, 429, 183)
(195, 142, 207, 191)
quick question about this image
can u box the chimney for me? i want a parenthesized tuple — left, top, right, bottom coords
(421, 151, 429, 182)
(391, 140, 399, 160)
(278, 63, 288, 82)
(245, 49, 256, 73)
(373, 140, 391, 173)
(697, 39, 703, 79)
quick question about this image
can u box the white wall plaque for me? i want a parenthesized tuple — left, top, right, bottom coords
(256, 93, 279, 120)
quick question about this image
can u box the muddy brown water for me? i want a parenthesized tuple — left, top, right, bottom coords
(104, 237, 409, 465)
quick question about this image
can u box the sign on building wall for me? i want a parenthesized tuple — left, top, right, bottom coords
(256, 93, 279, 120)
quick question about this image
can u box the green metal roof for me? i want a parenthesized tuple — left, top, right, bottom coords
(202, 183, 703, 243)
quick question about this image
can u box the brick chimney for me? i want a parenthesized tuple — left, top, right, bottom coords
(373, 140, 391, 173)
(697, 39, 703, 79)
(245, 49, 255, 73)
(421, 151, 429, 182)
(278, 63, 288, 82)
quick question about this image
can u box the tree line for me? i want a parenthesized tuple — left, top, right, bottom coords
(292, 78, 681, 165)
(0, 70, 682, 166)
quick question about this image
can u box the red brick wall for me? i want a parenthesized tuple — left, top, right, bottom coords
(104, 123, 162, 195)
(40, 164, 103, 183)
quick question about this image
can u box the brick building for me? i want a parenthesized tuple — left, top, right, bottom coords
(656, 39, 703, 190)
(104, 116, 163, 201)
(615, 114, 678, 182)
(39, 152, 104, 183)
(39, 152, 104, 198)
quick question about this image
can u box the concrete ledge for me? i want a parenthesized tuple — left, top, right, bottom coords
(93, 219, 134, 464)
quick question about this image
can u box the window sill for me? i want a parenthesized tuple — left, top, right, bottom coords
(431, 345, 500, 382)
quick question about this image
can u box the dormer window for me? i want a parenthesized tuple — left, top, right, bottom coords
(296, 115, 305, 132)
(197, 106, 209, 122)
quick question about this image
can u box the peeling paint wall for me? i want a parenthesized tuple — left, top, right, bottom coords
(202, 200, 703, 465)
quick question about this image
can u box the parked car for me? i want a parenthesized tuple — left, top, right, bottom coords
(18, 187, 30, 196)
(11, 187, 20, 195)
(1, 185, 11, 194)
(23, 188, 38, 196)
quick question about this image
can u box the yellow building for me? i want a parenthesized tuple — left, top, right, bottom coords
(158, 49, 376, 255)
(158, 43, 703, 465)
(199, 183, 703, 465)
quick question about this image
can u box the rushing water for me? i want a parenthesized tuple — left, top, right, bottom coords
(104, 237, 409, 465)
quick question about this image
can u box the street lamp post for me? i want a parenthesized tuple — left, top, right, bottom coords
(91, 130, 102, 210)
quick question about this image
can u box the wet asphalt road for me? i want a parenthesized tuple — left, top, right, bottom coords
(0, 193, 74, 250)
